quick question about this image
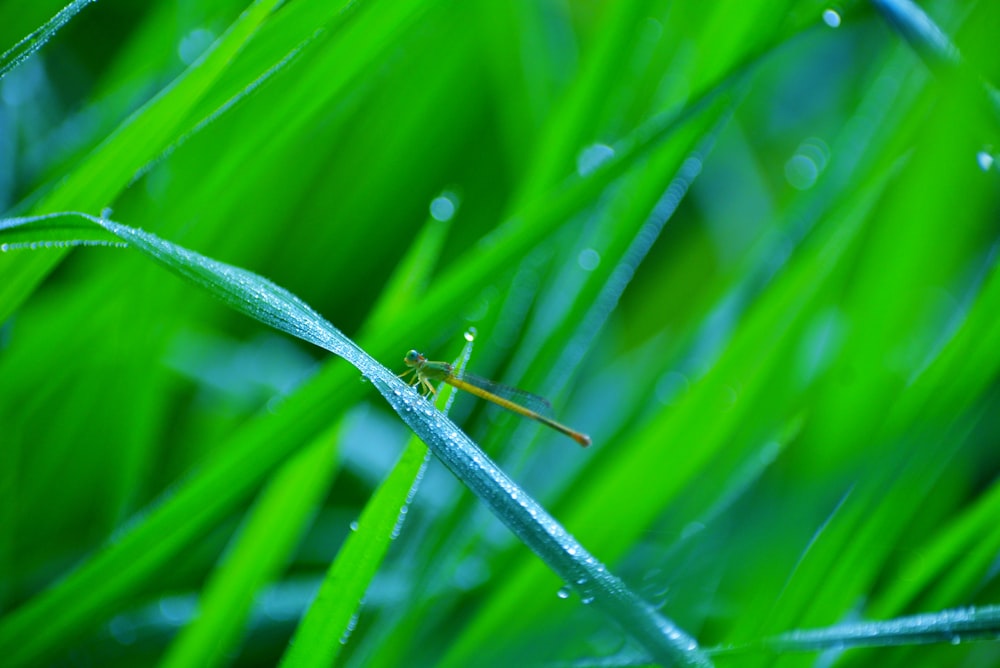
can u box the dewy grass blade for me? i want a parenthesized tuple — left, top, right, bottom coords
(697, 605, 1000, 659)
(761, 605, 1000, 653)
(0, 212, 712, 667)
(0, 0, 286, 324)
(0, 0, 98, 82)
(280, 429, 431, 668)
(871, 0, 1000, 127)
(280, 342, 470, 668)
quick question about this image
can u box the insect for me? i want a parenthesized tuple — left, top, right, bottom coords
(400, 349, 591, 447)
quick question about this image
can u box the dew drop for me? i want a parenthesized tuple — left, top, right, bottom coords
(430, 193, 457, 222)
(655, 370, 690, 406)
(976, 150, 994, 171)
(577, 248, 601, 271)
(178, 28, 216, 65)
(556, 585, 572, 600)
(349, 520, 359, 532)
(822, 9, 841, 28)
(339, 612, 360, 645)
(107, 615, 136, 645)
(577, 143, 615, 176)
(785, 154, 819, 190)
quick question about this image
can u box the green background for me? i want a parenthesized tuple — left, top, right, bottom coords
(1, 0, 999, 666)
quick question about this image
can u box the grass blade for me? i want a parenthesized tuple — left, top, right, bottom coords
(161, 431, 340, 668)
(0, 212, 711, 667)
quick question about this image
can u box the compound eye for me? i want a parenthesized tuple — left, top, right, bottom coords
(405, 350, 420, 363)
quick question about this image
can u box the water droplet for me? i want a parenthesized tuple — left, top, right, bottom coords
(107, 615, 137, 645)
(464, 327, 477, 342)
(159, 595, 197, 624)
(430, 193, 457, 222)
(349, 520, 359, 531)
(581, 596, 595, 605)
(0, 244, 7, 252)
(798, 137, 831, 170)
(976, 150, 994, 171)
(680, 521, 706, 540)
(556, 585, 572, 600)
(822, 9, 841, 28)
(785, 155, 819, 190)
(577, 248, 601, 271)
(178, 27, 216, 65)
(577, 143, 615, 176)
(655, 371, 690, 406)
(719, 385, 739, 410)
(339, 612, 360, 644)
(785, 138, 830, 190)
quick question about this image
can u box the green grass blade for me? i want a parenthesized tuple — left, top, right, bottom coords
(0, 0, 285, 324)
(7, 2, 998, 663)
(871, 0, 1000, 127)
(0, 0, 96, 82)
(283, 280, 470, 668)
(760, 605, 1000, 653)
(870, 474, 1000, 618)
(0, 212, 711, 667)
(280, 431, 432, 667)
(361, 191, 458, 338)
(161, 430, 341, 668)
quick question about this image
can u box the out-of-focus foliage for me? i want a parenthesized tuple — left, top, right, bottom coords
(0, 0, 998, 666)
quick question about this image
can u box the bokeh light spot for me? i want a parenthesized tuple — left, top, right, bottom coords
(577, 248, 601, 271)
(577, 143, 615, 176)
(178, 28, 215, 66)
(430, 192, 457, 221)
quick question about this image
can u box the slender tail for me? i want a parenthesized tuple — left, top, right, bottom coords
(535, 414, 591, 447)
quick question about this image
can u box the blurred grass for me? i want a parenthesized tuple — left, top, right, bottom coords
(1, 0, 999, 666)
